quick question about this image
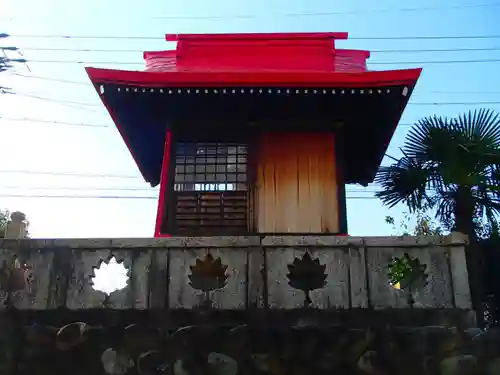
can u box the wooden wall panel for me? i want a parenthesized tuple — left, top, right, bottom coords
(255, 132, 339, 233)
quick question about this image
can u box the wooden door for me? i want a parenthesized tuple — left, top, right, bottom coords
(255, 132, 339, 233)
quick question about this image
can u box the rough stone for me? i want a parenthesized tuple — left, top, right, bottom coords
(0, 322, 497, 375)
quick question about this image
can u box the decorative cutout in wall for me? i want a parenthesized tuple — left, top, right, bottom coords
(0, 256, 31, 294)
(388, 253, 428, 306)
(287, 252, 327, 307)
(189, 253, 228, 293)
(91, 257, 129, 296)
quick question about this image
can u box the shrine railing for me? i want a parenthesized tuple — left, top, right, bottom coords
(0, 235, 472, 317)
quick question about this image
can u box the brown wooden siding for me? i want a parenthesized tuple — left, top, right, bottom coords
(255, 132, 339, 233)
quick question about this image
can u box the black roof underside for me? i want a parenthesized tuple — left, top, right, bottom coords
(99, 84, 415, 187)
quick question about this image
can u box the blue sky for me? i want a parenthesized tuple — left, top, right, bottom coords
(1, 0, 499, 238)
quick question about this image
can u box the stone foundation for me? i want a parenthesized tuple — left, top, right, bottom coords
(1, 316, 498, 375)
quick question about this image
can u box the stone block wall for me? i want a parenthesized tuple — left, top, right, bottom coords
(0, 235, 471, 317)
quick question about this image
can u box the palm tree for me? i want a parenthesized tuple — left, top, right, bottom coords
(376, 109, 500, 240)
(375, 108, 500, 322)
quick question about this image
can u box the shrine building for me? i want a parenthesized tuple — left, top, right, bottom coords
(86, 32, 421, 237)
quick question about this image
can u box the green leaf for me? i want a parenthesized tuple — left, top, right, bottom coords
(376, 108, 500, 237)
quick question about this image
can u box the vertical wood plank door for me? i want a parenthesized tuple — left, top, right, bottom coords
(255, 132, 339, 233)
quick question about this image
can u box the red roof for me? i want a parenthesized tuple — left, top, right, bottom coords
(88, 31, 420, 87)
(144, 32, 368, 74)
(85, 32, 421, 187)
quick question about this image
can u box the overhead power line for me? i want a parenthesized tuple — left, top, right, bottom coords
(154, 3, 500, 19)
(0, 117, 467, 129)
(9, 76, 500, 110)
(11, 73, 500, 96)
(373, 58, 500, 65)
(13, 73, 90, 86)
(14, 47, 150, 53)
(7, 81, 500, 108)
(0, 169, 374, 182)
(372, 47, 500, 54)
(0, 193, 378, 200)
(15, 92, 100, 107)
(0, 194, 157, 199)
(428, 90, 500, 95)
(0, 117, 434, 129)
(0, 185, 154, 191)
(7, 34, 500, 40)
(9, 33, 500, 41)
(0, 184, 381, 194)
(410, 101, 500, 106)
(12, 46, 500, 54)
(0, 117, 110, 128)
(7, 91, 500, 111)
(3, 86, 105, 112)
(15, 57, 500, 66)
(9, 92, 106, 113)
(4, 3, 500, 24)
(0, 170, 389, 192)
(352, 34, 500, 41)
(0, 169, 141, 179)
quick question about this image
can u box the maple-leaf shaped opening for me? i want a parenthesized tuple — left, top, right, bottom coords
(388, 253, 428, 292)
(287, 252, 327, 307)
(91, 257, 129, 296)
(0, 256, 31, 293)
(189, 253, 228, 292)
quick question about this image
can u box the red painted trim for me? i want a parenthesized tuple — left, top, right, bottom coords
(336, 49, 371, 59)
(86, 67, 422, 88)
(165, 32, 349, 42)
(143, 50, 175, 60)
(85, 70, 152, 184)
(154, 130, 172, 238)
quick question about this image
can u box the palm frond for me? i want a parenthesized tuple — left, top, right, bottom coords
(454, 108, 500, 147)
(434, 192, 458, 224)
(375, 156, 432, 211)
(378, 108, 500, 235)
(403, 115, 451, 157)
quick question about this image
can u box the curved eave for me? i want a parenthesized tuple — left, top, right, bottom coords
(86, 67, 422, 88)
(86, 67, 421, 187)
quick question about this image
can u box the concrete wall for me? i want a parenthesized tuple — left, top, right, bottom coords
(0, 234, 471, 314)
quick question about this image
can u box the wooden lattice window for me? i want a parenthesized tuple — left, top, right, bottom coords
(171, 141, 249, 235)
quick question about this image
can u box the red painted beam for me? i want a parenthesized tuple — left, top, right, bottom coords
(165, 32, 349, 42)
(86, 67, 422, 87)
